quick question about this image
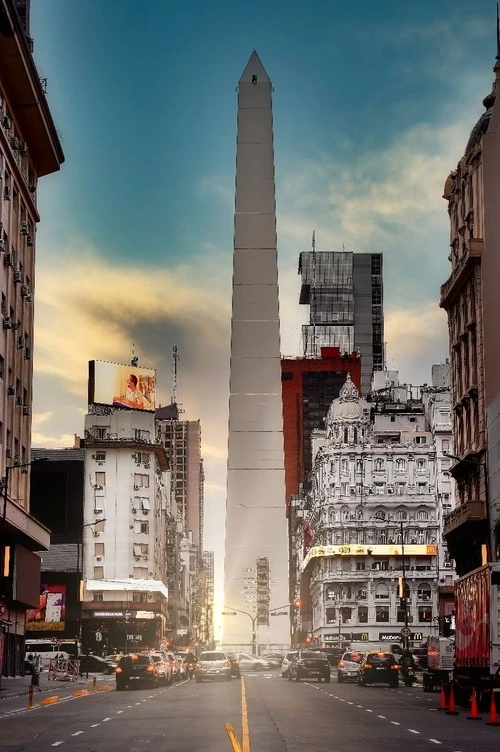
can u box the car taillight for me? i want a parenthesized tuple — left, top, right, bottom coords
(146, 665, 155, 672)
(196, 662, 201, 668)
(391, 665, 400, 670)
(338, 660, 345, 668)
(364, 663, 372, 669)
(115, 667, 122, 673)
(224, 661, 230, 668)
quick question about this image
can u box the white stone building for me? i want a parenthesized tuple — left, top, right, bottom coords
(81, 407, 170, 653)
(300, 372, 443, 648)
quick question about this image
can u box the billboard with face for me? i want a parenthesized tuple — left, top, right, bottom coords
(88, 360, 156, 412)
(26, 584, 66, 631)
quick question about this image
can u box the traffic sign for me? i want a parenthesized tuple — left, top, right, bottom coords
(222, 611, 237, 615)
(400, 626, 411, 638)
(270, 611, 288, 616)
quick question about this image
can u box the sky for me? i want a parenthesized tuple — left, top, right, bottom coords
(29, 0, 497, 619)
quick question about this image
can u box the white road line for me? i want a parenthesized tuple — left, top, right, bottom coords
(356, 704, 363, 708)
(135, 702, 141, 705)
(429, 740, 442, 745)
(390, 721, 401, 726)
(347, 701, 354, 705)
(90, 723, 100, 728)
(408, 729, 420, 734)
(102, 717, 111, 722)
(71, 731, 84, 736)
(366, 709, 373, 713)
(116, 710, 123, 714)
(377, 715, 386, 719)
(51, 743, 64, 747)
(339, 698, 346, 702)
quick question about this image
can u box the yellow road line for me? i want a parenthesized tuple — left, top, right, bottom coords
(241, 677, 250, 752)
(225, 723, 243, 752)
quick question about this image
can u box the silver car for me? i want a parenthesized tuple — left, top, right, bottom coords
(281, 650, 298, 678)
(337, 651, 364, 683)
(195, 651, 232, 682)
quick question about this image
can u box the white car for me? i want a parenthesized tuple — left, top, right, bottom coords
(281, 650, 298, 678)
(236, 652, 273, 671)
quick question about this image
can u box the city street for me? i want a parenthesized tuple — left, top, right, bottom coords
(1, 670, 499, 751)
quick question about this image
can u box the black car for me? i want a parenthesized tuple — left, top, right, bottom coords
(357, 652, 400, 688)
(289, 650, 331, 683)
(115, 653, 159, 690)
(78, 654, 117, 675)
(226, 652, 241, 678)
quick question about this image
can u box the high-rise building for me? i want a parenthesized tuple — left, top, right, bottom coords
(0, 0, 64, 678)
(439, 47, 500, 576)
(224, 52, 289, 647)
(299, 251, 384, 395)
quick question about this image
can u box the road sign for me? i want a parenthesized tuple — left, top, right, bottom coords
(400, 626, 411, 638)
(270, 611, 288, 616)
(222, 611, 237, 615)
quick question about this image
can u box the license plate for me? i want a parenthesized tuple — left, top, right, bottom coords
(129, 676, 140, 680)
(308, 671, 319, 675)
(206, 669, 218, 674)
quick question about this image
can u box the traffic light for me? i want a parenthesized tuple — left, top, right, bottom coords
(293, 597, 301, 608)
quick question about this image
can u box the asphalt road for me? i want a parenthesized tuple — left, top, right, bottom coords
(1, 671, 499, 751)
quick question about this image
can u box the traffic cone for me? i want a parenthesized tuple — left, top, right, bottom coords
(438, 683, 447, 711)
(486, 691, 500, 726)
(445, 683, 459, 715)
(467, 687, 482, 720)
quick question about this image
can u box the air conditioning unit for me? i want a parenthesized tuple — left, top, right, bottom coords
(13, 269, 23, 283)
(17, 335, 24, 349)
(144, 463, 150, 469)
(6, 448, 13, 459)
(11, 321, 19, 330)
(3, 317, 12, 330)
(26, 235, 33, 247)
(15, 396, 23, 407)
(23, 405, 31, 416)
(24, 348, 32, 360)
(96, 556, 102, 561)
(131, 507, 137, 513)
(135, 556, 140, 561)
(91, 454, 97, 459)
(2, 115, 11, 129)
(28, 183, 36, 193)
(94, 507, 103, 514)
(3, 253, 12, 267)
(19, 141, 28, 155)
(147, 594, 154, 602)
(10, 136, 19, 151)
(4, 186, 11, 200)
(20, 221, 28, 235)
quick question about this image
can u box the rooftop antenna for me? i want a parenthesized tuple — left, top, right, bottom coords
(131, 342, 139, 368)
(171, 345, 179, 404)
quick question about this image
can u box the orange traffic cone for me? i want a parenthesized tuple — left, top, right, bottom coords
(438, 683, 447, 711)
(486, 691, 500, 726)
(446, 683, 459, 715)
(467, 687, 482, 720)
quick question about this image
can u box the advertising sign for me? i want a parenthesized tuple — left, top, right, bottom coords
(302, 543, 437, 571)
(26, 584, 66, 632)
(88, 360, 156, 412)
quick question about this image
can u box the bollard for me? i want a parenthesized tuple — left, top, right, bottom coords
(28, 684, 33, 710)
(92, 676, 97, 693)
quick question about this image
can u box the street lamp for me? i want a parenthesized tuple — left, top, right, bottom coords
(223, 606, 257, 654)
(0, 457, 49, 599)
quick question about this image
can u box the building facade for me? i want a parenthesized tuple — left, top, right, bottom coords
(296, 373, 444, 648)
(440, 53, 500, 575)
(81, 408, 169, 654)
(299, 251, 384, 395)
(0, 0, 64, 678)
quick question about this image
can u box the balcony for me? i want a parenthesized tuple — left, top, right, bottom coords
(440, 239, 483, 308)
(443, 500, 487, 536)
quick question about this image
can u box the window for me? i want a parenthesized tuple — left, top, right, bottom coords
(132, 592, 148, 602)
(442, 439, 450, 451)
(94, 520, 105, 534)
(395, 482, 407, 495)
(94, 543, 104, 556)
(356, 560, 365, 571)
(95, 472, 105, 488)
(94, 566, 104, 578)
(134, 428, 150, 441)
(95, 451, 106, 462)
(341, 607, 352, 624)
(134, 474, 150, 489)
(94, 426, 107, 439)
(414, 436, 427, 444)
(341, 482, 349, 496)
(341, 507, 349, 521)
(341, 458, 349, 474)
(357, 588, 367, 600)
(94, 593, 104, 602)
(417, 584, 431, 601)
(358, 605, 368, 623)
(374, 509, 386, 520)
(416, 458, 427, 472)
(326, 607, 337, 624)
(416, 510, 429, 521)
(395, 458, 406, 473)
(376, 606, 389, 622)
(375, 583, 389, 600)
(396, 606, 407, 623)
(0, 354, 3, 379)
(140, 521, 149, 534)
(374, 458, 384, 472)
(377, 530, 387, 544)
(417, 483, 427, 495)
(356, 458, 363, 473)
(374, 482, 385, 495)
(418, 606, 432, 622)
(395, 510, 407, 522)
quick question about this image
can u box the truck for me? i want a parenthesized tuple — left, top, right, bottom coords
(453, 562, 500, 707)
(422, 636, 454, 692)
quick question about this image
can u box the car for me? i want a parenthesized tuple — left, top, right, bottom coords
(411, 646, 428, 671)
(236, 653, 273, 671)
(164, 651, 178, 680)
(289, 650, 331, 683)
(261, 652, 284, 667)
(316, 647, 346, 667)
(225, 652, 241, 678)
(150, 653, 172, 685)
(357, 651, 400, 688)
(281, 650, 298, 678)
(115, 653, 160, 690)
(195, 650, 232, 682)
(337, 651, 363, 683)
(77, 654, 117, 675)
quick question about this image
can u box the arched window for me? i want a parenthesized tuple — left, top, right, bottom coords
(353, 428, 358, 444)
(417, 584, 431, 601)
(341, 458, 349, 474)
(395, 509, 408, 521)
(375, 582, 389, 600)
(356, 507, 363, 521)
(329, 508, 337, 523)
(395, 458, 406, 473)
(374, 509, 386, 521)
(416, 458, 427, 473)
(341, 507, 350, 522)
(377, 530, 387, 544)
(374, 458, 384, 472)
(344, 427, 349, 443)
(416, 510, 429, 522)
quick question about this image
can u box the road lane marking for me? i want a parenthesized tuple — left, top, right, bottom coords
(241, 678, 250, 752)
(71, 731, 84, 736)
(90, 723, 100, 727)
(103, 717, 111, 722)
(117, 710, 123, 714)
(408, 729, 420, 734)
(429, 741, 442, 745)
(365, 709, 373, 713)
(377, 715, 386, 719)
(51, 743, 64, 747)
(390, 721, 401, 726)
(347, 701, 354, 705)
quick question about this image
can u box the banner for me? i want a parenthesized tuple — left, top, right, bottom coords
(26, 584, 66, 631)
(302, 543, 437, 571)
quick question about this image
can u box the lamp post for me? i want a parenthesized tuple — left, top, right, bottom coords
(223, 606, 257, 655)
(400, 520, 410, 651)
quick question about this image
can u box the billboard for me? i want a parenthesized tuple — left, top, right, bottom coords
(26, 584, 66, 632)
(302, 543, 437, 571)
(88, 360, 156, 412)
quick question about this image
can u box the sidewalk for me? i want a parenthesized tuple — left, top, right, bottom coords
(0, 673, 106, 701)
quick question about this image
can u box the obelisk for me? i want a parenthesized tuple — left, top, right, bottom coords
(223, 52, 289, 648)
